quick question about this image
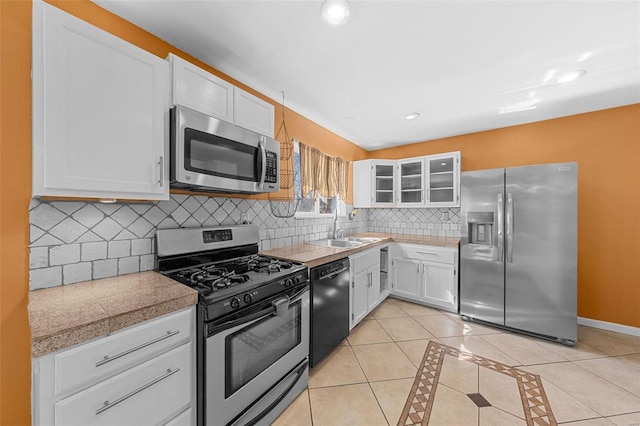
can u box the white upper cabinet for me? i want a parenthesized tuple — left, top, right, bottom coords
(233, 87, 275, 138)
(373, 161, 397, 207)
(425, 152, 461, 207)
(353, 152, 460, 208)
(169, 54, 234, 123)
(169, 54, 275, 138)
(398, 158, 425, 207)
(352, 160, 373, 208)
(353, 160, 397, 208)
(32, 1, 169, 200)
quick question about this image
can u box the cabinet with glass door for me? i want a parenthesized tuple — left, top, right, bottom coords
(398, 158, 425, 207)
(425, 152, 461, 207)
(372, 161, 396, 207)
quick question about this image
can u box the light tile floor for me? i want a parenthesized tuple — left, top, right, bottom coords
(273, 297, 640, 426)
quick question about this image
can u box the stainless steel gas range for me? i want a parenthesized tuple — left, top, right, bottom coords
(156, 225, 310, 426)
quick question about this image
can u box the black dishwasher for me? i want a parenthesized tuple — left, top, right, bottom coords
(310, 258, 350, 367)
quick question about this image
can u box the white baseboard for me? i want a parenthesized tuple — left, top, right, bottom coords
(578, 317, 640, 337)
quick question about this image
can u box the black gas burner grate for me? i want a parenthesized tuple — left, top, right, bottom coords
(169, 254, 300, 294)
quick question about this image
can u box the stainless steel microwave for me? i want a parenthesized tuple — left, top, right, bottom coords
(170, 105, 280, 194)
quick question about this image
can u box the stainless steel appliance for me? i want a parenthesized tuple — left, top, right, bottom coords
(310, 258, 350, 367)
(157, 225, 309, 426)
(460, 162, 577, 345)
(170, 105, 280, 194)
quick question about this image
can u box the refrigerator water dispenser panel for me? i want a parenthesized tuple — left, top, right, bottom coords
(468, 212, 494, 245)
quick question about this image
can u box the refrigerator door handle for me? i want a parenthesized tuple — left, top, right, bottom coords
(497, 193, 504, 262)
(506, 192, 514, 263)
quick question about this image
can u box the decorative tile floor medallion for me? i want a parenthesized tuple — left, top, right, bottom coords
(398, 341, 557, 426)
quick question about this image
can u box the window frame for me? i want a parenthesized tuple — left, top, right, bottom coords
(294, 192, 347, 219)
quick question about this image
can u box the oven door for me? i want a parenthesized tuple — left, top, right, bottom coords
(205, 286, 309, 426)
(171, 105, 279, 193)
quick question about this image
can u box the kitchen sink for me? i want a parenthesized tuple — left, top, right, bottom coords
(308, 239, 363, 248)
(345, 237, 381, 243)
(308, 237, 381, 248)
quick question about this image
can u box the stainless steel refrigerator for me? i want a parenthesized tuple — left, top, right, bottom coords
(460, 162, 577, 345)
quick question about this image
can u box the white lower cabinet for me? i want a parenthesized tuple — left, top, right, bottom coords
(391, 257, 422, 299)
(423, 261, 456, 310)
(352, 264, 380, 326)
(55, 343, 191, 426)
(390, 243, 459, 313)
(33, 307, 196, 426)
(350, 247, 388, 329)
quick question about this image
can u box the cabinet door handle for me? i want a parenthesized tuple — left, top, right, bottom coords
(95, 367, 180, 415)
(95, 330, 180, 367)
(157, 156, 164, 186)
(368, 272, 372, 287)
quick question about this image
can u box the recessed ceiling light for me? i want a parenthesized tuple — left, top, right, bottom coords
(578, 51, 593, 62)
(543, 69, 557, 83)
(557, 70, 586, 84)
(499, 98, 540, 114)
(320, 0, 352, 26)
(405, 112, 420, 120)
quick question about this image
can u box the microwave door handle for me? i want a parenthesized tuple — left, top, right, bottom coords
(257, 138, 267, 189)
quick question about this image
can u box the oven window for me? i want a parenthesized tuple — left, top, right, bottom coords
(225, 301, 302, 397)
(185, 128, 258, 182)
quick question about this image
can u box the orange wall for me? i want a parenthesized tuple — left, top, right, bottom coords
(0, 1, 366, 423)
(1, 0, 33, 424)
(370, 105, 640, 329)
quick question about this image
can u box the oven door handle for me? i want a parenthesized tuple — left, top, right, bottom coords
(208, 306, 275, 336)
(208, 287, 309, 337)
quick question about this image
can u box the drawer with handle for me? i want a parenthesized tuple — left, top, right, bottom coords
(54, 307, 193, 396)
(396, 244, 455, 264)
(55, 342, 191, 426)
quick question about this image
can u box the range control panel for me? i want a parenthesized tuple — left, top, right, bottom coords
(203, 229, 233, 244)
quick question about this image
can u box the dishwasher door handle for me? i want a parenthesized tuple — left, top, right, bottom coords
(317, 266, 348, 281)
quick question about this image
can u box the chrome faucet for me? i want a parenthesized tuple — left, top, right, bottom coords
(332, 209, 344, 239)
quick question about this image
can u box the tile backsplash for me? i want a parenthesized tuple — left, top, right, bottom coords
(29, 195, 459, 290)
(368, 208, 460, 237)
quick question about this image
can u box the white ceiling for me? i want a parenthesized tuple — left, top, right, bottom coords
(93, 0, 640, 150)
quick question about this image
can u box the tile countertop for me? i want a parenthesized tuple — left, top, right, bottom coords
(28, 271, 198, 358)
(261, 233, 460, 268)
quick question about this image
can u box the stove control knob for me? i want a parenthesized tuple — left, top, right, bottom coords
(243, 294, 252, 304)
(230, 297, 241, 310)
(293, 275, 301, 284)
(285, 278, 293, 287)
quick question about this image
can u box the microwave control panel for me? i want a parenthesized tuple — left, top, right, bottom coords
(265, 151, 278, 183)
